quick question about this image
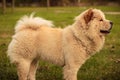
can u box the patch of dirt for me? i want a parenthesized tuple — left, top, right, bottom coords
(0, 33, 11, 38)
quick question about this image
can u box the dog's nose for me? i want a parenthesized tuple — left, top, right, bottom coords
(110, 21, 113, 26)
(109, 21, 113, 30)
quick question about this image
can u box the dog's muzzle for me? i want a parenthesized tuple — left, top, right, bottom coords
(100, 21, 113, 34)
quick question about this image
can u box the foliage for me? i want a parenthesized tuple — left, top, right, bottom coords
(3, 0, 120, 6)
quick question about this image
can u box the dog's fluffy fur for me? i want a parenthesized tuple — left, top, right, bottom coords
(7, 9, 112, 80)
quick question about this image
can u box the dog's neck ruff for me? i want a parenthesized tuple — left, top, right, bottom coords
(71, 30, 89, 55)
(70, 29, 99, 57)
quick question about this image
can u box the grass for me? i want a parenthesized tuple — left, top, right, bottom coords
(0, 6, 120, 80)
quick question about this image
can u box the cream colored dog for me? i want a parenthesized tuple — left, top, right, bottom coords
(8, 9, 113, 80)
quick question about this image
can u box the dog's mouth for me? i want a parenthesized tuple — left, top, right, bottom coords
(100, 30, 110, 34)
(100, 22, 113, 34)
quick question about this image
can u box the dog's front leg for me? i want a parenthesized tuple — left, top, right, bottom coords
(63, 65, 80, 80)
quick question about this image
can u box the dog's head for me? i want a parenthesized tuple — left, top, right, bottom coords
(75, 8, 113, 36)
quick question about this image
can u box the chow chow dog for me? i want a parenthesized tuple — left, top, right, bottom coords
(7, 9, 113, 80)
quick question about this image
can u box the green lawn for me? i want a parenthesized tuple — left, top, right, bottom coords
(0, 6, 120, 80)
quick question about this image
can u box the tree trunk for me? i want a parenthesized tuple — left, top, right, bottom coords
(78, 0, 80, 6)
(78, 0, 80, 3)
(12, 0, 15, 13)
(2, 0, 6, 14)
(47, 0, 50, 7)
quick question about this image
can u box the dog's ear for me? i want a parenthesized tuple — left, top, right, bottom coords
(84, 9, 93, 24)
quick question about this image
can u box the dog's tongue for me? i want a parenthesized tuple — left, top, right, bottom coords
(100, 30, 110, 34)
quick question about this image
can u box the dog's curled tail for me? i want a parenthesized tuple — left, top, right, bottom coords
(15, 13, 54, 33)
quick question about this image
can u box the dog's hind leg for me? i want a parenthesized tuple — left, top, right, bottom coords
(28, 58, 39, 80)
(16, 59, 31, 80)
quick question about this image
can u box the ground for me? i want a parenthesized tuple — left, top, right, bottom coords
(0, 6, 120, 80)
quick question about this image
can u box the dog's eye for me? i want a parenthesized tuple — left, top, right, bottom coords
(100, 19, 103, 21)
